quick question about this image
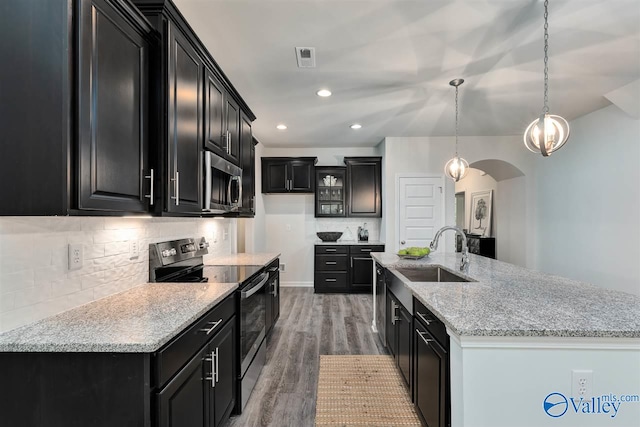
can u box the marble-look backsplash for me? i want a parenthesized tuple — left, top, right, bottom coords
(0, 217, 235, 333)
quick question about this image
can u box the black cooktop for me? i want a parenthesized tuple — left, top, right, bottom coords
(204, 265, 264, 285)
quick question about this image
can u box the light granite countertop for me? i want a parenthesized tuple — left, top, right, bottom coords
(372, 252, 640, 339)
(315, 240, 385, 246)
(0, 282, 238, 353)
(206, 252, 280, 266)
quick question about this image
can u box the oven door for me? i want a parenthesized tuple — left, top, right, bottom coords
(204, 150, 243, 213)
(239, 271, 268, 375)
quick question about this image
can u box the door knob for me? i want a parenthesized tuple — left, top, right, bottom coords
(400, 240, 405, 245)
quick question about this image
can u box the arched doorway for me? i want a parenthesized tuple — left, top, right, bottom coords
(454, 159, 527, 267)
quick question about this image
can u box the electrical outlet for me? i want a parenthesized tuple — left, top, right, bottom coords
(572, 370, 593, 397)
(129, 241, 139, 259)
(279, 263, 286, 272)
(223, 230, 228, 241)
(68, 243, 83, 271)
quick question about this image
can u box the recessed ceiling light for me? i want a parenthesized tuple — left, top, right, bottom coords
(316, 89, 332, 97)
(276, 124, 287, 130)
(350, 124, 362, 129)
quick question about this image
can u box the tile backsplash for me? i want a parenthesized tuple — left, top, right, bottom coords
(315, 218, 381, 242)
(0, 217, 235, 333)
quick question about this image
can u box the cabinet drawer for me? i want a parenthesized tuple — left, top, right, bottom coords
(349, 245, 385, 255)
(154, 293, 236, 388)
(315, 255, 348, 271)
(413, 298, 447, 348)
(314, 272, 348, 289)
(315, 245, 348, 254)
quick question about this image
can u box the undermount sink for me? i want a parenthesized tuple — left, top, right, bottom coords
(395, 266, 475, 283)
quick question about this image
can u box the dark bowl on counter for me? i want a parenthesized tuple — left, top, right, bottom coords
(317, 232, 343, 242)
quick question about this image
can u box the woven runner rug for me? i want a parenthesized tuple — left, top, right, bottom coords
(315, 355, 422, 426)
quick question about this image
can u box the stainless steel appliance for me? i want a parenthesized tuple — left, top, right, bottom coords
(149, 237, 210, 282)
(204, 150, 242, 213)
(206, 263, 269, 412)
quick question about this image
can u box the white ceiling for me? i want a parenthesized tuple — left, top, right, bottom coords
(174, 0, 640, 147)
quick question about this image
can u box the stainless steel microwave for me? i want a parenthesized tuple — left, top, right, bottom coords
(204, 151, 242, 213)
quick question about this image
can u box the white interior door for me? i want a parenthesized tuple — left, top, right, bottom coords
(397, 175, 444, 252)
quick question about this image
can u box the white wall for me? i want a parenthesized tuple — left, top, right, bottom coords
(0, 217, 235, 333)
(382, 136, 537, 265)
(259, 146, 381, 286)
(535, 104, 640, 296)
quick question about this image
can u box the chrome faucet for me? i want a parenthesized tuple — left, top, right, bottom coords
(429, 226, 469, 272)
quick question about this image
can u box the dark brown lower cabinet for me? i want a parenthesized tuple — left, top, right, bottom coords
(386, 290, 411, 388)
(314, 244, 384, 293)
(413, 298, 450, 427)
(265, 259, 280, 336)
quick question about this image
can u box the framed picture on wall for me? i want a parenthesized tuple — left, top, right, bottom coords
(469, 190, 493, 237)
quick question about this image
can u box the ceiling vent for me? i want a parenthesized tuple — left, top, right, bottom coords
(295, 47, 316, 68)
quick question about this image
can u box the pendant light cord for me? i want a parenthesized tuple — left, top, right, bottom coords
(454, 84, 459, 156)
(543, 0, 549, 114)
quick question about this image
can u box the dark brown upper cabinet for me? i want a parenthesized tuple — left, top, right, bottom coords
(344, 157, 382, 217)
(134, 0, 256, 216)
(261, 157, 317, 194)
(77, 0, 152, 213)
(205, 69, 241, 167)
(315, 167, 346, 217)
(0, 0, 156, 215)
(165, 23, 203, 214)
(238, 119, 256, 217)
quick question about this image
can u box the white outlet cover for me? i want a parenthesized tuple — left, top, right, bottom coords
(129, 241, 139, 258)
(68, 243, 83, 271)
(572, 369, 593, 397)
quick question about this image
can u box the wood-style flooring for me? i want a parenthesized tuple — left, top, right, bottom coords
(228, 287, 387, 427)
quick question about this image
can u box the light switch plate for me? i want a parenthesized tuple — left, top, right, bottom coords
(129, 241, 139, 259)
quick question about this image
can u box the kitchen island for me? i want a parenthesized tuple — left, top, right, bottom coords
(373, 252, 640, 427)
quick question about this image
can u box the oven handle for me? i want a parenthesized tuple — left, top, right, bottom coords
(241, 272, 269, 299)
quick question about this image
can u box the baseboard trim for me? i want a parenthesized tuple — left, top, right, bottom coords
(280, 281, 313, 288)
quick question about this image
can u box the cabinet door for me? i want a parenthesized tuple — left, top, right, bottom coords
(345, 158, 381, 217)
(262, 160, 289, 193)
(225, 96, 241, 166)
(289, 160, 314, 192)
(315, 167, 346, 217)
(350, 256, 374, 293)
(397, 303, 412, 388)
(386, 292, 397, 357)
(208, 319, 236, 427)
(239, 113, 254, 215)
(204, 68, 226, 157)
(157, 346, 208, 427)
(77, 0, 150, 212)
(167, 23, 203, 213)
(414, 324, 447, 427)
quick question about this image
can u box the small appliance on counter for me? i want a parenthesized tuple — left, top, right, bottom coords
(357, 223, 369, 242)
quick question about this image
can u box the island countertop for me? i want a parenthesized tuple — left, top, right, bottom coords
(372, 252, 640, 339)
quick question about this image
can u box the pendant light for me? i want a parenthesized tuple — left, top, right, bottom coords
(445, 78, 469, 182)
(524, 0, 570, 156)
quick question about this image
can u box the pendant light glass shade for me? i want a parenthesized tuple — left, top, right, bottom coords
(524, 0, 570, 157)
(445, 156, 469, 182)
(445, 78, 468, 182)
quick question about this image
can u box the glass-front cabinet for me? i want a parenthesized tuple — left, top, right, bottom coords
(315, 167, 346, 217)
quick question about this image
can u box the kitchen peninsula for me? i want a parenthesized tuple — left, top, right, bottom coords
(373, 252, 640, 427)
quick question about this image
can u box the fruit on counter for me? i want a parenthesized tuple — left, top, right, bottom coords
(397, 247, 430, 256)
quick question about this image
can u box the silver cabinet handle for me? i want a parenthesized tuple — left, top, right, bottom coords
(416, 329, 434, 346)
(171, 171, 179, 206)
(273, 279, 278, 297)
(228, 132, 232, 154)
(325, 261, 337, 265)
(361, 248, 373, 252)
(325, 278, 337, 282)
(325, 248, 336, 252)
(214, 347, 219, 384)
(416, 311, 432, 326)
(199, 318, 223, 335)
(204, 350, 214, 387)
(401, 240, 406, 245)
(144, 168, 154, 205)
(391, 301, 397, 325)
